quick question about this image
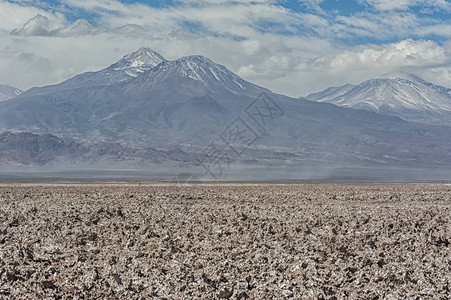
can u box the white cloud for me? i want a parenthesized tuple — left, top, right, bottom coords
(419, 67, 450, 87)
(60, 0, 299, 38)
(417, 24, 451, 38)
(114, 24, 143, 34)
(360, 0, 451, 12)
(0, 1, 66, 32)
(434, 0, 451, 11)
(359, 0, 420, 11)
(331, 39, 449, 71)
(334, 11, 418, 39)
(298, 0, 325, 14)
(0, 46, 53, 88)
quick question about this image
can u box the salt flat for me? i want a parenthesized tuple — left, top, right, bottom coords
(0, 184, 449, 299)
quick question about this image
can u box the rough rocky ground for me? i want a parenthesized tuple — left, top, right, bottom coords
(0, 183, 449, 299)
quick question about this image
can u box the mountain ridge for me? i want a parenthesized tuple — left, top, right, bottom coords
(305, 72, 451, 125)
(0, 84, 22, 101)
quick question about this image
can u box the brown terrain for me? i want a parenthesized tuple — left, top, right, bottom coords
(0, 183, 449, 299)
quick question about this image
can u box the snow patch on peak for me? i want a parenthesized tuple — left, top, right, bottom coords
(172, 55, 248, 93)
(111, 48, 166, 72)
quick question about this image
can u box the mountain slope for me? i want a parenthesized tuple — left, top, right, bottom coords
(0, 84, 22, 101)
(0, 131, 82, 166)
(305, 71, 451, 125)
(306, 84, 355, 102)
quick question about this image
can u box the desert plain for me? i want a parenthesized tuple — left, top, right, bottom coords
(0, 183, 449, 299)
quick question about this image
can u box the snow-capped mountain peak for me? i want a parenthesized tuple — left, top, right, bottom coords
(109, 47, 166, 74)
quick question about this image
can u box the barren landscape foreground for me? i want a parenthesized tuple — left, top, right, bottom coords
(0, 183, 450, 299)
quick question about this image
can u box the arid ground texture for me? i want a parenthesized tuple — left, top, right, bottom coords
(0, 183, 450, 299)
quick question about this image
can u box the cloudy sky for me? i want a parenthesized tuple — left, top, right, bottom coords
(0, 0, 450, 97)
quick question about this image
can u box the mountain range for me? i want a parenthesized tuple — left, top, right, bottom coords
(0, 131, 199, 167)
(0, 48, 450, 179)
(305, 71, 451, 125)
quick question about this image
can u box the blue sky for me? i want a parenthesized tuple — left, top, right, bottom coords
(0, 0, 450, 96)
